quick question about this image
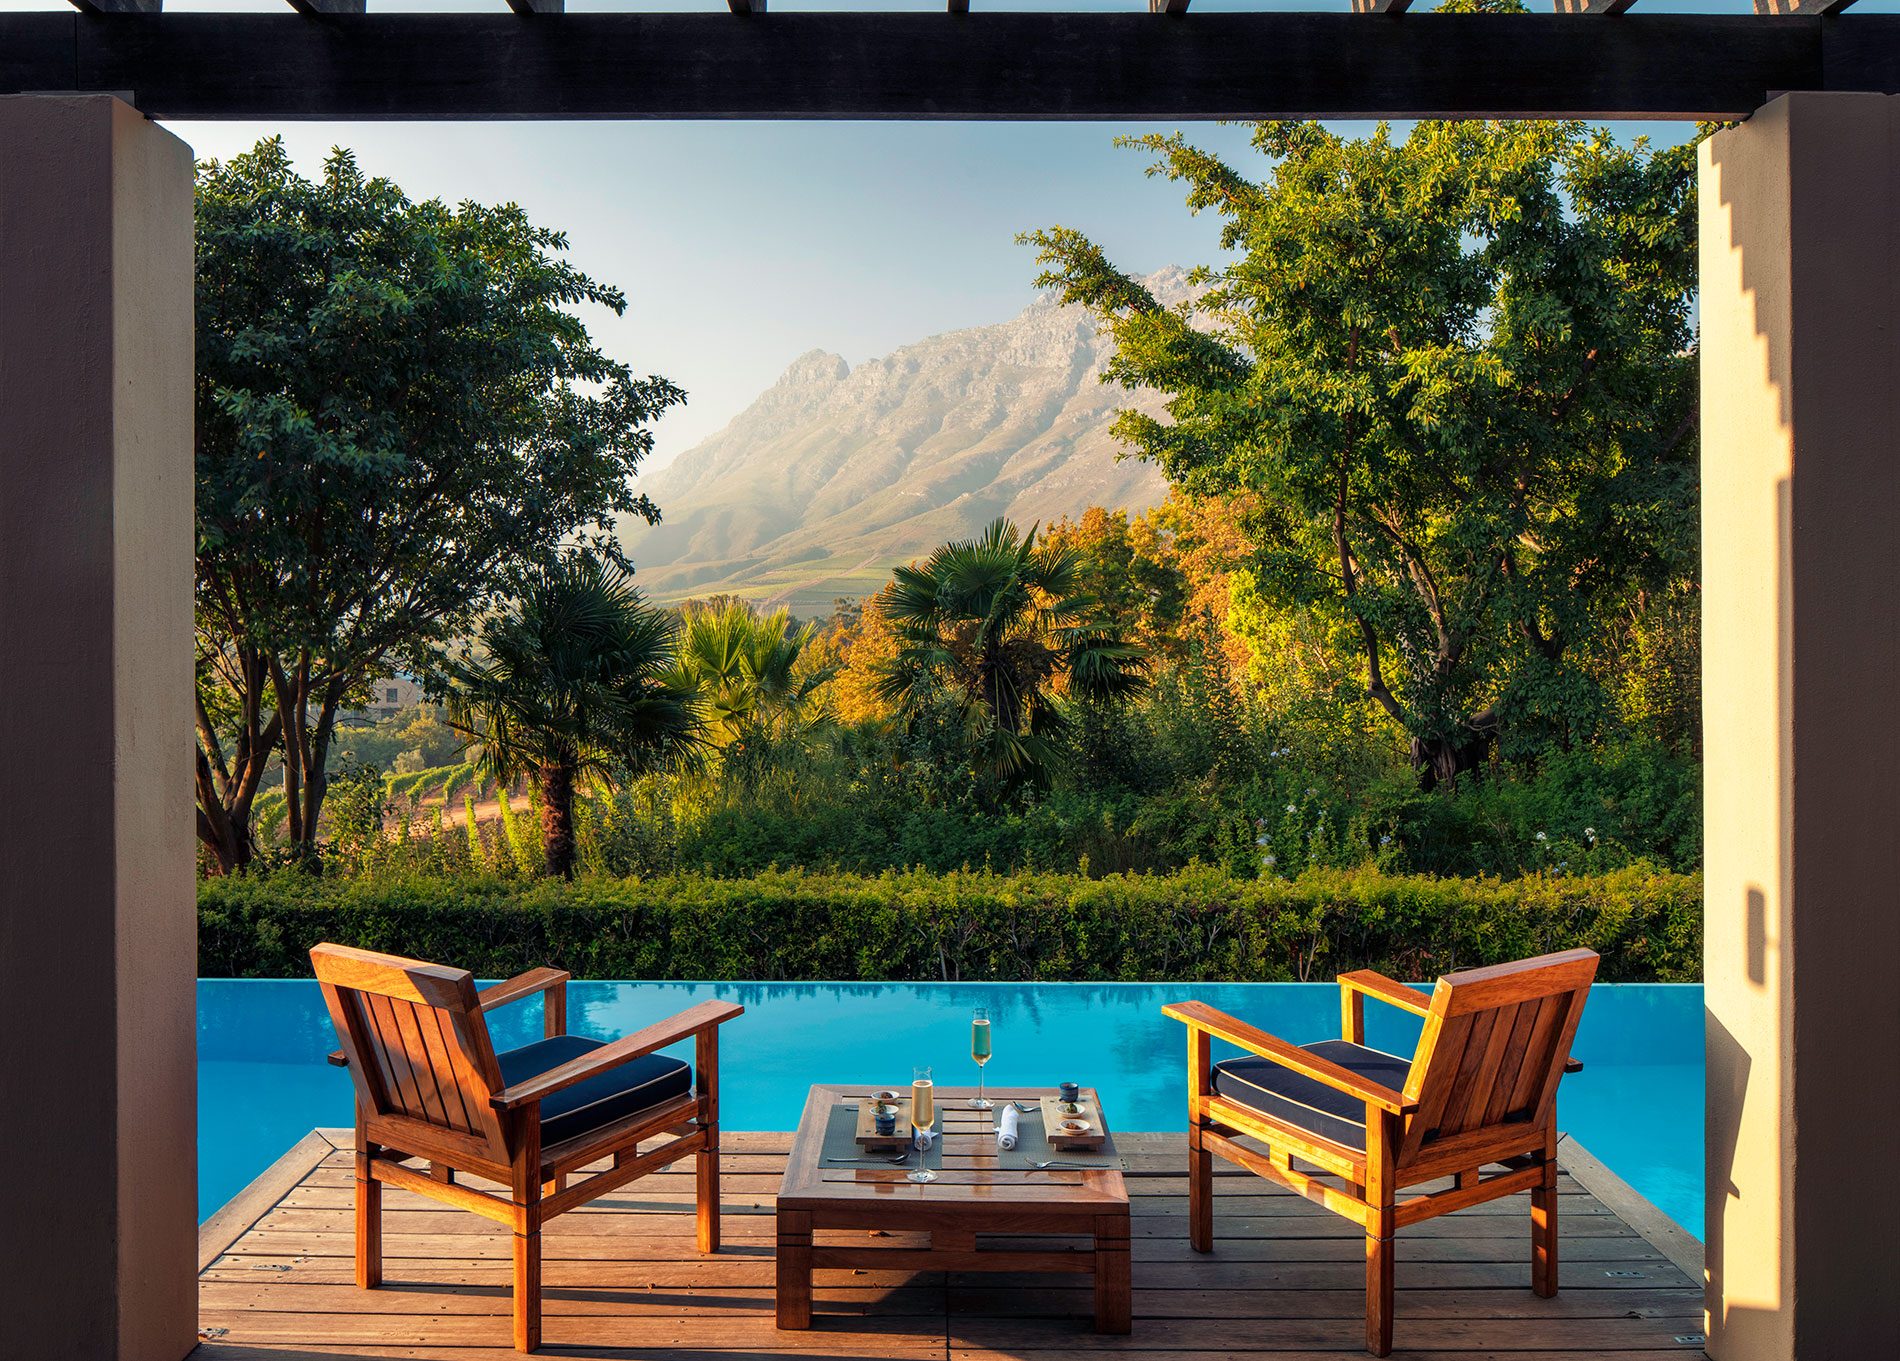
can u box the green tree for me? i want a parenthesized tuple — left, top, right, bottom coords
(444, 553, 703, 879)
(193, 138, 683, 872)
(672, 600, 838, 749)
(874, 517, 1149, 797)
(1024, 116, 1698, 788)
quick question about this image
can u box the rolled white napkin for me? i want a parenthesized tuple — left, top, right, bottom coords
(996, 1103, 1021, 1151)
(913, 1126, 937, 1151)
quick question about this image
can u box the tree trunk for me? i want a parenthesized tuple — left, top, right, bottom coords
(1410, 711, 1499, 793)
(195, 669, 281, 875)
(538, 759, 576, 880)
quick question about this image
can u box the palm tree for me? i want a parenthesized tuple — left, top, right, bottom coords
(445, 552, 702, 878)
(673, 599, 837, 750)
(873, 517, 1148, 794)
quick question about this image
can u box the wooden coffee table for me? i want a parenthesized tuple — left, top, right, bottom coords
(775, 1083, 1132, 1333)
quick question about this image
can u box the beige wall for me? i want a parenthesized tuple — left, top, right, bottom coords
(1701, 93, 1900, 1361)
(0, 97, 197, 1361)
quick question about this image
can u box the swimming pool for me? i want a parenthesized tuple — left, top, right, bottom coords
(199, 978, 1704, 1236)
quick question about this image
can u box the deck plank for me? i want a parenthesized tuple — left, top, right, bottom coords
(196, 1131, 1706, 1359)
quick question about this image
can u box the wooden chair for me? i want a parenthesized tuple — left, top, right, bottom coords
(1164, 948, 1597, 1356)
(312, 943, 743, 1352)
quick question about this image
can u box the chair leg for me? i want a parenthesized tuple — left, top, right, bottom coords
(511, 1119, 544, 1352)
(697, 1137, 721, 1254)
(1365, 1231, 1395, 1357)
(1532, 1159, 1559, 1297)
(1187, 1125, 1213, 1254)
(512, 1223, 542, 1352)
(354, 1143, 382, 1290)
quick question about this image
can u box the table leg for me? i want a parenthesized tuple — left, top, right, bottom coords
(1093, 1212, 1132, 1334)
(776, 1208, 813, 1329)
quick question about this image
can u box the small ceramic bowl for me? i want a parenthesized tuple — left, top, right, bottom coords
(874, 1089, 900, 1104)
(1059, 1118, 1092, 1135)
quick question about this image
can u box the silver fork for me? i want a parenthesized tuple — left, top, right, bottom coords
(826, 1153, 911, 1165)
(1028, 1158, 1101, 1169)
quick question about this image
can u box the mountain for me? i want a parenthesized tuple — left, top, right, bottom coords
(625, 269, 1187, 613)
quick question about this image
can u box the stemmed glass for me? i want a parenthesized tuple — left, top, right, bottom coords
(969, 1007, 993, 1110)
(907, 1066, 937, 1183)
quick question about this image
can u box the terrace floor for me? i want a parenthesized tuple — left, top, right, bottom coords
(193, 1130, 1706, 1360)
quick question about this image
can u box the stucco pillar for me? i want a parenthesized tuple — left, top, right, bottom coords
(1700, 93, 1900, 1361)
(0, 97, 196, 1360)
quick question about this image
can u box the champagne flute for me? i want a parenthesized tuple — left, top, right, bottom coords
(907, 1066, 937, 1184)
(969, 1008, 993, 1110)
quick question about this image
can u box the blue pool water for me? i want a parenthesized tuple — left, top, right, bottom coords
(199, 979, 1704, 1236)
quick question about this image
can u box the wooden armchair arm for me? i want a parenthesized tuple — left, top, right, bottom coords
(492, 998, 743, 1113)
(1338, 970, 1431, 1017)
(480, 966, 569, 1039)
(1164, 1000, 1415, 1115)
(326, 966, 572, 1067)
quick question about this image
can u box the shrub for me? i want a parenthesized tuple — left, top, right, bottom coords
(198, 864, 1701, 983)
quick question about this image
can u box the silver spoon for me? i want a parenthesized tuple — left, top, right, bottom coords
(826, 1153, 911, 1165)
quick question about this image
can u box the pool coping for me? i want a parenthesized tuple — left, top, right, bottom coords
(1558, 1136, 1705, 1284)
(198, 1126, 1706, 1291)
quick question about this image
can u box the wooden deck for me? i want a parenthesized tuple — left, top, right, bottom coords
(194, 1129, 1706, 1360)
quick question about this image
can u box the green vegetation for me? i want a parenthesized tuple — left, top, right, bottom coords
(877, 518, 1147, 800)
(444, 552, 701, 880)
(191, 124, 1705, 983)
(1024, 116, 1697, 787)
(198, 864, 1701, 983)
(193, 138, 681, 872)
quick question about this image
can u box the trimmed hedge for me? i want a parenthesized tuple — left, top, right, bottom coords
(197, 865, 1702, 983)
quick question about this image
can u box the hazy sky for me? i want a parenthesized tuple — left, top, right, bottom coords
(15, 0, 1839, 471)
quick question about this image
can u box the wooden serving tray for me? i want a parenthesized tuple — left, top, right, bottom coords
(854, 1097, 915, 1149)
(1039, 1094, 1107, 1149)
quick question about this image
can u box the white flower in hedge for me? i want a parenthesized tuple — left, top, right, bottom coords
(1379, 834, 1392, 846)
(1535, 831, 1548, 842)
(1285, 803, 1297, 814)
(1584, 826, 1598, 842)
(1262, 854, 1276, 868)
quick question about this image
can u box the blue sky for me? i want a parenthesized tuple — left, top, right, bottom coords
(16, 0, 1863, 468)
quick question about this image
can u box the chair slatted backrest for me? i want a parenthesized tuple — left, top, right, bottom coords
(1397, 948, 1598, 1167)
(312, 944, 511, 1162)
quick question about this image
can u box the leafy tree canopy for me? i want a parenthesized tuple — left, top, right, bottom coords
(874, 517, 1149, 799)
(445, 552, 702, 879)
(1024, 116, 1699, 787)
(194, 138, 684, 870)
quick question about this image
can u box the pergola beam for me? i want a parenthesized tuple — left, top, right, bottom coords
(1554, 1, 1639, 14)
(287, 1, 366, 15)
(67, 1, 161, 13)
(1353, 1, 1416, 13)
(4, 12, 1897, 123)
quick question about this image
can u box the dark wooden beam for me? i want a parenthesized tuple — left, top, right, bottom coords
(1757, 0, 1857, 12)
(287, 1, 366, 15)
(1150, 0, 1192, 14)
(1554, 1, 1638, 13)
(2, 12, 1895, 123)
(507, 0, 565, 12)
(1353, 1, 1415, 13)
(68, 1, 161, 12)
(727, 0, 764, 13)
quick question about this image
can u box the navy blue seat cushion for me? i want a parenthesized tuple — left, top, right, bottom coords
(495, 1034, 692, 1147)
(1210, 1039, 1412, 1151)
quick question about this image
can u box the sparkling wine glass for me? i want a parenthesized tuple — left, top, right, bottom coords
(969, 1007, 993, 1110)
(907, 1066, 937, 1184)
